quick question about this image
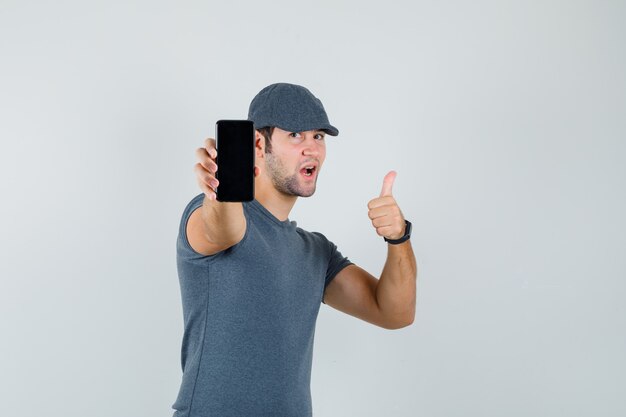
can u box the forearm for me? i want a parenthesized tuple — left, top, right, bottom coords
(200, 197, 245, 246)
(376, 240, 417, 328)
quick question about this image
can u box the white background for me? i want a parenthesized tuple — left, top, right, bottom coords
(1, 1, 625, 416)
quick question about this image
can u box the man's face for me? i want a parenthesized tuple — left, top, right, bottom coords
(263, 127, 327, 197)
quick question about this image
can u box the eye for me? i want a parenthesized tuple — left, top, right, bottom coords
(289, 132, 301, 138)
(315, 133, 326, 140)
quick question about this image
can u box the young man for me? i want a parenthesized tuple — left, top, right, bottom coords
(172, 83, 417, 417)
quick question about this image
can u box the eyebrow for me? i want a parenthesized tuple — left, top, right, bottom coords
(288, 130, 326, 135)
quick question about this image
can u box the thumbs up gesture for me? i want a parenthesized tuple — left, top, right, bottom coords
(367, 171, 406, 241)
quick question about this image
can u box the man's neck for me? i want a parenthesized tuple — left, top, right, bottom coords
(254, 187, 297, 222)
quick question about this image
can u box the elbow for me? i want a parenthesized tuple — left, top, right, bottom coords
(396, 316, 415, 329)
(381, 315, 415, 330)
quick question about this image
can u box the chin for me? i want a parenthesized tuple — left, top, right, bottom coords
(276, 173, 319, 197)
(299, 182, 317, 197)
(299, 190, 316, 198)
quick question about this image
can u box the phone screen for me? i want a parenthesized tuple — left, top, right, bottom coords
(215, 120, 255, 202)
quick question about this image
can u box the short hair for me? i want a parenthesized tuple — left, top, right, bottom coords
(257, 126, 275, 153)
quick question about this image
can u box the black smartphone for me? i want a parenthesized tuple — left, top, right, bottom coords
(215, 120, 255, 202)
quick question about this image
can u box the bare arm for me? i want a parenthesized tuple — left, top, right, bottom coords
(188, 138, 246, 256)
(324, 238, 417, 330)
(376, 239, 417, 326)
(323, 171, 416, 329)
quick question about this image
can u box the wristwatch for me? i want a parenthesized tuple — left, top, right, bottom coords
(384, 220, 412, 245)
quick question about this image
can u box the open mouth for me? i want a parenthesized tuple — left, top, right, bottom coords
(300, 166, 317, 177)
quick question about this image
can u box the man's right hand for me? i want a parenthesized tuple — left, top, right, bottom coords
(194, 137, 219, 200)
(188, 138, 246, 256)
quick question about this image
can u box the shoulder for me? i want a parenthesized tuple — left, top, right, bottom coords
(296, 229, 341, 256)
(179, 193, 247, 258)
(183, 193, 205, 214)
(177, 193, 205, 235)
(297, 227, 328, 244)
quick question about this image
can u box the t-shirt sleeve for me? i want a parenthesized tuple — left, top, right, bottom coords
(313, 232, 353, 302)
(177, 193, 209, 261)
(320, 236, 354, 304)
(324, 241, 353, 288)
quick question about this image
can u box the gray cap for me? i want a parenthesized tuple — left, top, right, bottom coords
(247, 83, 339, 136)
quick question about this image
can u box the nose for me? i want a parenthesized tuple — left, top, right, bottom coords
(302, 133, 322, 157)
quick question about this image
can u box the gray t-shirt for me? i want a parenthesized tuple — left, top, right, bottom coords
(172, 193, 353, 417)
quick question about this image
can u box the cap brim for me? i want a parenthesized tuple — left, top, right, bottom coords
(321, 125, 339, 136)
(277, 123, 339, 136)
(249, 119, 339, 136)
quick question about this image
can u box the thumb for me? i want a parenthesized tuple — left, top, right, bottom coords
(380, 170, 397, 197)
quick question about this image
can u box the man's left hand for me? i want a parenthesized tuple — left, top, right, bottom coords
(367, 170, 406, 240)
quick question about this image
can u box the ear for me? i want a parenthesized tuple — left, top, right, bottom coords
(255, 130, 265, 157)
(254, 131, 264, 177)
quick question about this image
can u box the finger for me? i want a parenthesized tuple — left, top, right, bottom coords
(380, 170, 397, 197)
(368, 204, 401, 220)
(367, 195, 396, 210)
(204, 137, 217, 159)
(194, 163, 219, 189)
(378, 224, 404, 240)
(372, 216, 393, 228)
(201, 184, 218, 201)
(196, 175, 216, 200)
(375, 225, 395, 237)
(204, 137, 216, 148)
(196, 148, 218, 173)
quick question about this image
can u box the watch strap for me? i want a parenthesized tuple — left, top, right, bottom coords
(384, 220, 412, 245)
